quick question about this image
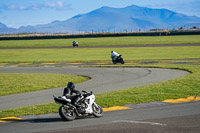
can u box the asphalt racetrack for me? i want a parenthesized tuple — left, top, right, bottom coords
(0, 67, 189, 110)
(1, 66, 200, 133)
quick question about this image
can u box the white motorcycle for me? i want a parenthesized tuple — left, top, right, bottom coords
(54, 90, 103, 121)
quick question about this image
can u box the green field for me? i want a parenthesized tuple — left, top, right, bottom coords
(0, 46, 199, 63)
(0, 35, 200, 48)
(0, 73, 89, 96)
(0, 35, 200, 118)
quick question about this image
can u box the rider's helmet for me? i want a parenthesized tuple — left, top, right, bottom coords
(67, 82, 75, 91)
(111, 51, 113, 53)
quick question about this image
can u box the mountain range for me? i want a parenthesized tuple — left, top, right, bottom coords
(1, 5, 200, 34)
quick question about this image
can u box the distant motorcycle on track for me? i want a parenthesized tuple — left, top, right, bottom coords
(72, 41, 78, 47)
(111, 51, 125, 64)
(112, 54, 125, 64)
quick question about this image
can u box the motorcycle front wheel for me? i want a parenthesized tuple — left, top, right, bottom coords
(59, 105, 76, 121)
(92, 103, 104, 117)
(112, 60, 116, 64)
(121, 59, 124, 64)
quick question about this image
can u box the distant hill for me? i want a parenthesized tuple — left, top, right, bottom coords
(1, 5, 200, 34)
(0, 22, 17, 34)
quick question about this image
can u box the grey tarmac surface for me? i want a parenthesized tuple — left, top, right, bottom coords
(39, 114, 200, 133)
(38, 114, 200, 133)
(0, 101, 199, 133)
(0, 67, 189, 110)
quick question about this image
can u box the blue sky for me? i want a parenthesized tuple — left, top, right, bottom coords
(0, 0, 200, 28)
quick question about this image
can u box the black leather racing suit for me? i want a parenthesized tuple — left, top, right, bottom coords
(63, 87, 81, 106)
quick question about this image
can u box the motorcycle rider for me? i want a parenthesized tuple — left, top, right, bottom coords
(63, 82, 81, 107)
(72, 41, 78, 47)
(111, 51, 121, 61)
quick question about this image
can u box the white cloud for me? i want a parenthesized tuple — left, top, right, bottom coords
(1, 1, 72, 11)
(7, 4, 28, 10)
(44, 1, 71, 10)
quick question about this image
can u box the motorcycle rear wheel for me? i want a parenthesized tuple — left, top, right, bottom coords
(59, 105, 76, 121)
(92, 103, 104, 117)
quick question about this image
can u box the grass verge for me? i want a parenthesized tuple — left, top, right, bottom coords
(0, 73, 89, 96)
(96, 64, 200, 107)
(0, 35, 200, 48)
(0, 64, 200, 118)
(0, 46, 200, 63)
